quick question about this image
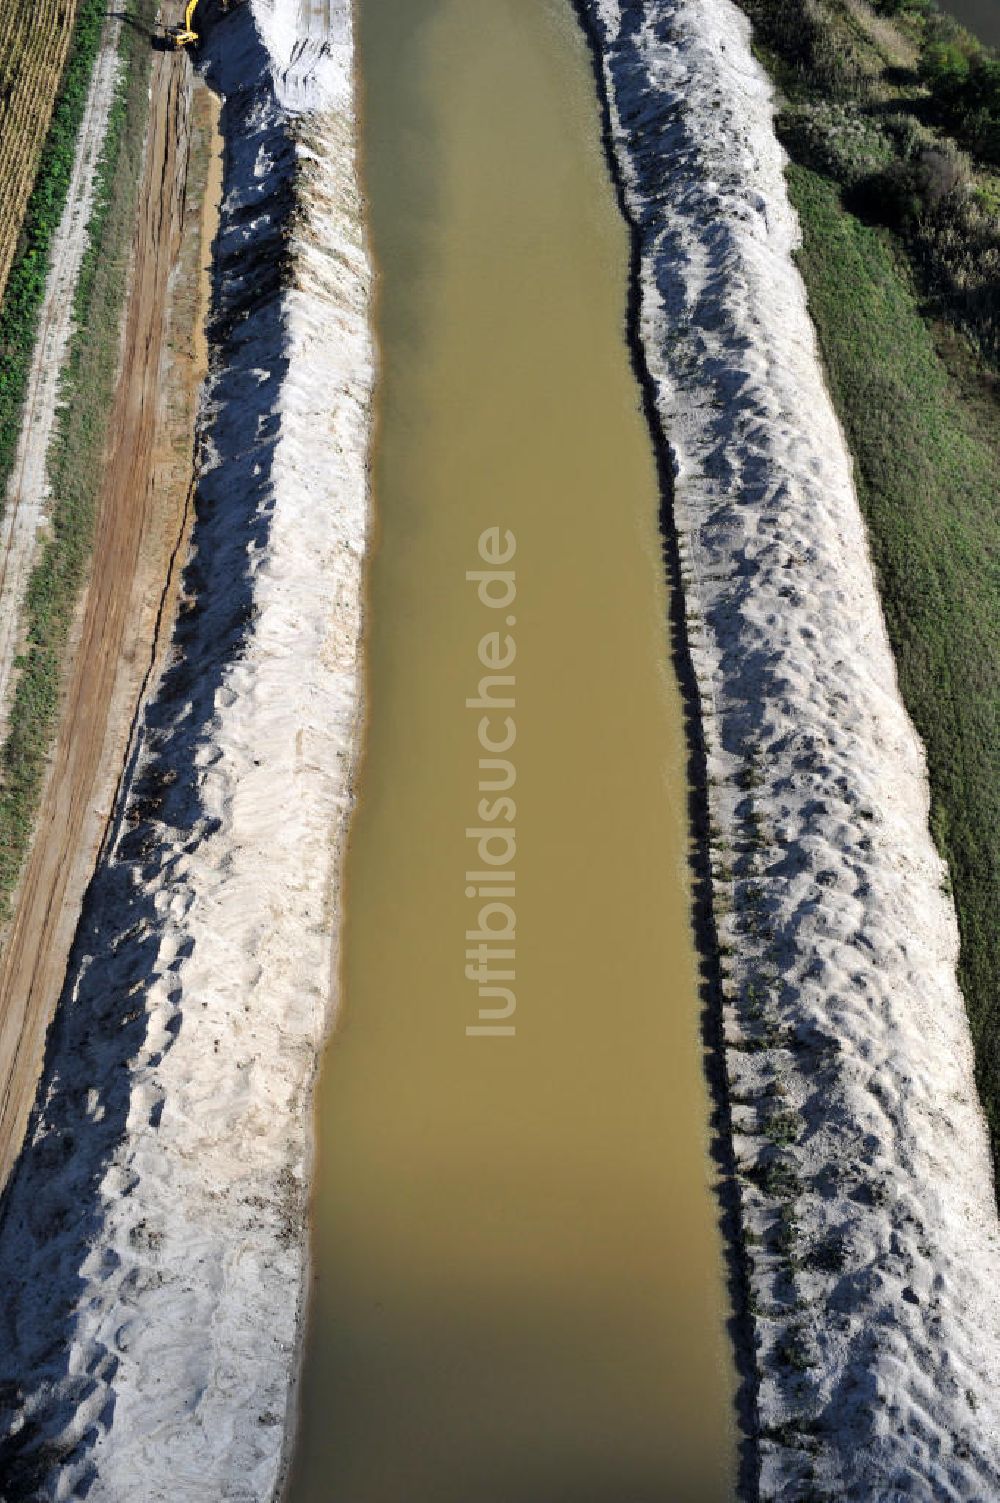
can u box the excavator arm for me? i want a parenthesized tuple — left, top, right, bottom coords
(165, 0, 199, 48)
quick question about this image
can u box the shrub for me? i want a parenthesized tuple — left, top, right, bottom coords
(915, 142, 968, 204)
(920, 38, 974, 96)
(856, 142, 967, 226)
(920, 33, 1000, 165)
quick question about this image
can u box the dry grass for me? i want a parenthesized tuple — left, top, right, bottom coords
(842, 0, 918, 68)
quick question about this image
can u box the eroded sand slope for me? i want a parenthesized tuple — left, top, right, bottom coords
(580, 0, 1000, 1496)
(0, 2, 371, 1496)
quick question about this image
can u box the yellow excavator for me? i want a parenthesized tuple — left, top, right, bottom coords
(166, 0, 199, 47)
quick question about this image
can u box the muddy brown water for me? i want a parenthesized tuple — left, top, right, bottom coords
(288, 1, 737, 1498)
(939, 0, 1000, 44)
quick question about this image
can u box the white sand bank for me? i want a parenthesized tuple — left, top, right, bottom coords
(579, 0, 1000, 1496)
(0, 1, 371, 1496)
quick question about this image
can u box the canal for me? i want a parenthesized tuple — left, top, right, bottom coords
(288, 1, 737, 1498)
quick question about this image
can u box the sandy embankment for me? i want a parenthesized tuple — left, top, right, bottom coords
(579, 0, 1000, 1496)
(0, 0, 370, 1496)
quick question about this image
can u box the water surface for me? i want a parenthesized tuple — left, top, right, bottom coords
(289, 2, 737, 1497)
(938, 0, 1000, 44)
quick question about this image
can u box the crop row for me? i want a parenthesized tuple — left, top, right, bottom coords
(0, 0, 109, 520)
(0, 0, 79, 299)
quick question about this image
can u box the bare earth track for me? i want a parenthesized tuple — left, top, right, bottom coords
(0, 51, 221, 1192)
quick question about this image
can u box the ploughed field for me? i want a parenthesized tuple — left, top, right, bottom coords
(0, 0, 77, 299)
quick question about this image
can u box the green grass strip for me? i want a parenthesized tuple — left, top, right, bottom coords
(788, 163, 1000, 1156)
(0, 0, 156, 911)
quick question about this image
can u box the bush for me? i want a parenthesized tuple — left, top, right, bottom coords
(921, 33, 1000, 165)
(915, 142, 967, 203)
(920, 38, 974, 95)
(770, 16, 999, 370)
(859, 143, 967, 226)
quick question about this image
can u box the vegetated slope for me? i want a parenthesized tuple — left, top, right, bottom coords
(578, 0, 1000, 1496)
(737, 0, 1000, 1170)
(741, 0, 999, 365)
(0, 0, 77, 300)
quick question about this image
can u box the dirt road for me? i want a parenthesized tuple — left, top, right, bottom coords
(0, 54, 221, 1191)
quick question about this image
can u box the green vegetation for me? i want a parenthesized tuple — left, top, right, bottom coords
(0, 0, 156, 912)
(0, 0, 83, 298)
(764, 1110, 800, 1148)
(0, 0, 110, 510)
(737, 0, 1000, 1163)
(918, 14, 1000, 164)
(741, 0, 1000, 367)
(775, 1323, 813, 1372)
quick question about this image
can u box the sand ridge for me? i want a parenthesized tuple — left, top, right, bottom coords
(581, 0, 1000, 1495)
